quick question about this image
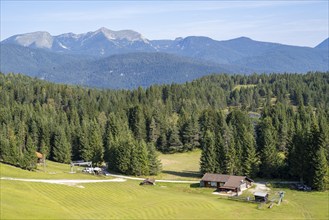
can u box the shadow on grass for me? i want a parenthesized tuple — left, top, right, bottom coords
(190, 183, 200, 188)
(162, 170, 202, 179)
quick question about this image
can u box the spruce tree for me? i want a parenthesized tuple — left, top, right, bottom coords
(80, 120, 92, 162)
(0, 126, 10, 162)
(16, 122, 27, 160)
(6, 126, 19, 165)
(89, 120, 104, 165)
(147, 142, 162, 175)
(108, 113, 120, 137)
(104, 120, 113, 163)
(318, 110, 329, 162)
(214, 111, 228, 174)
(227, 109, 257, 175)
(156, 132, 168, 152)
(287, 130, 307, 182)
(22, 136, 37, 170)
(29, 120, 39, 147)
(130, 140, 149, 176)
(221, 124, 236, 175)
(308, 121, 329, 190)
(259, 117, 280, 178)
(0, 128, 8, 161)
(167, 126, 183, 153)
(53, 127, 71, 163)
(312, 147, 328, 191)
(115, 139, 133, 174)
(39, 121, 51, 158)
(147, 117, 159, 143)
(181, 119, 200, 151)
(243, 132, 260, 178)
(200, 130, 216, 174)
(199, 109, 216, 135)
(106, 137, 119, 171)
(128, 105, 146, 140)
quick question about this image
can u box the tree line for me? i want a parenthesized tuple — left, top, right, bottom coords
(0, 72, 328, 190)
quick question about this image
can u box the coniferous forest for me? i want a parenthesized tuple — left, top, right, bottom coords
(0, 72, 328, 190)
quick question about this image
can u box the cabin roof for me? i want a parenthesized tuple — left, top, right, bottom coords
(222, 175, 246, 188)
(35, 152, 43, 159)
(201, 173, 231, 182)
(201, 173, 253, 189)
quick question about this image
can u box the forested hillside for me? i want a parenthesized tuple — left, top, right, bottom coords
(0, 72, 328, 190)
(0, 44, 231, 89)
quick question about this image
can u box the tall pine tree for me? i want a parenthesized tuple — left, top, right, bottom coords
(89, 120, 104, 165)
(259, 117, 280, 178)
(200, 130, 216, 174)
(52, 127, 71, 163)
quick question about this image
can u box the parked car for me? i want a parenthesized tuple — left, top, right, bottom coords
(291, 183, 311, 191)
(83, 167, 94, 174)
(82, 167, 103, 175)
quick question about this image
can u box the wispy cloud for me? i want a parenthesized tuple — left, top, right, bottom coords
(20, 1, 318, 23)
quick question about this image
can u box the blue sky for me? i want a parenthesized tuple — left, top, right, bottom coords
(1, 1, 328, 47)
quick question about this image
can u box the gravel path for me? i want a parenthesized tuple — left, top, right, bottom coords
(1, 177, 126, 187)
(249, 182, 270, 193)
(1, 174, 199, 187)
(104, 172, 199, 183)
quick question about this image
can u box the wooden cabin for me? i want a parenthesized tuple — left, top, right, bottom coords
(35, 152, 44, 163)
(200, 173, 253, 194)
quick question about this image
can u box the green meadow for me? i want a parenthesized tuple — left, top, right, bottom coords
(157, 150, 201, 180)
(1, 152, 328, 219)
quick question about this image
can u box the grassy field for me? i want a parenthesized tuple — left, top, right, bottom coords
(1, 161, 328, 219)
(158, 150, 201, 180)
(0, 160, 112, 180)
(232, 84, 257, 91)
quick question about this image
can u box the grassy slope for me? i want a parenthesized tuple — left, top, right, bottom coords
(1, 161, 328, 219)
(158, 150, 201, 180)
(0, 161, 112, 180)
(232, 84, 257, 91)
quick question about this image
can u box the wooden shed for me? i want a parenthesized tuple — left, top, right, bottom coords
(254, 191, 269, 202)
(140, 178, 156, 186)
(35, 152, 44, 163)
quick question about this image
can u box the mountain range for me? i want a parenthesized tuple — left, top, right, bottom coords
(1, 27, 328, 89)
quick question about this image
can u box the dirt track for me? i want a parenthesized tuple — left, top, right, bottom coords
(1, 174, 199, 188)
(0, 177, 126, 187)
(104, 173, 199, 183)
(249, 182, 271, 193)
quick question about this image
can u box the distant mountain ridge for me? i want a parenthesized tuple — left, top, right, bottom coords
(315, 38, 329, 50)
(3, 28, 328, 58)
(0, 44, 232, 89)
(2, 27, 153, 56)
(1, 28, 328, 89)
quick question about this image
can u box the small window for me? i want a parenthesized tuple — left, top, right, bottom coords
(211, 181, 217, 187)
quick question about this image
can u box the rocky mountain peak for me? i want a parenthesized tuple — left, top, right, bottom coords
(96, 27, 148, 42)
(11, 31, 53, 48)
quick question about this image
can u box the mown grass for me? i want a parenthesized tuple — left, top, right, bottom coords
(0, 161, 110, 180)
(1, 174, 328, 219)
(1, 150, 202, 181)
(1, 160, 328, 219)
